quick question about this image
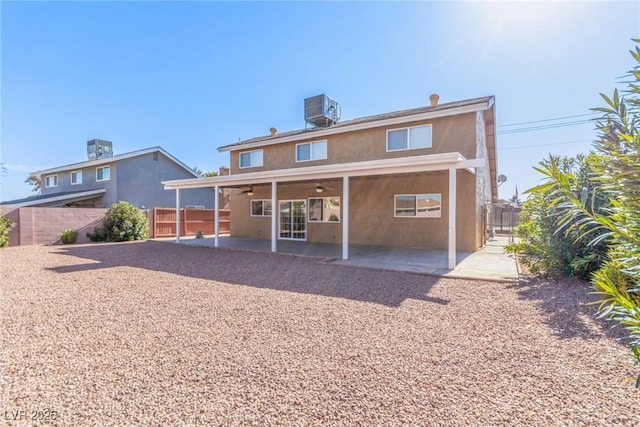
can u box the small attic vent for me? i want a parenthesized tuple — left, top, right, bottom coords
(304, 94, 340, 128)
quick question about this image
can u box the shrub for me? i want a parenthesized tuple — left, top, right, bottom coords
(59, 229, 78, 244)
(505, 154, 609, 279)
(518, 41, 640, 386)
(0, 215, 15, 248)
(88, 201, 149, 242)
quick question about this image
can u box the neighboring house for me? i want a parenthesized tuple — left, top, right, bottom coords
(163, 94, 498, 268)
(1, 141, 215, 209)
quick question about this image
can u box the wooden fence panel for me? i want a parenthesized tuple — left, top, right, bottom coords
(154, 208, 230, 237)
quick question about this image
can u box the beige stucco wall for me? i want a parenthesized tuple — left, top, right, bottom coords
(229, 171, 479, 251)
(230, 113, 478, 174)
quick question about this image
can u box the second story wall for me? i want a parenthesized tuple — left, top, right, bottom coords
(116, 152, 215, 208)
(229, 113, 477, 174)
(40, 163, 117, 198)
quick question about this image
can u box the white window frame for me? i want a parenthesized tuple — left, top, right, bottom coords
(186, 205, 205, 209)
(239, 150, 263, 169)
(250, 199, 272, 217)
(296, 140, 327, 162)
(386, 124, 433, 152)
(96, 166, 111, 182)
(308, 196, 341, 223)
(394, 193, 441, 218)
(45, 175, 58, 188)
(70, 170, 82, 185)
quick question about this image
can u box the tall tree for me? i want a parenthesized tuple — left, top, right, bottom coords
(25, 175, 41, 194)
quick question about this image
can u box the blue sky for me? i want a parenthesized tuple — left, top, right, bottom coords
(1, 1, 639, 202)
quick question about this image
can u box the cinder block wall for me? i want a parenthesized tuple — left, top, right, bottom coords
(9, 208, 108, 246)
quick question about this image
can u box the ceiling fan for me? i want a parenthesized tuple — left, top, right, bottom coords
(306, 182, 333, 193)
(237, 186, 254, 196)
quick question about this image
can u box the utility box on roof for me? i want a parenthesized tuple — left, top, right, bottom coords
(87, 139, 113, 160)
(304, 94, 340, 128)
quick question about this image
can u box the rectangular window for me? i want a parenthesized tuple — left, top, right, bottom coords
(96, 166, 110, 181)
(296, 140, 327, 162)
(394, 194, 441, 218)
(186, 205, 205, 209)
(251, 199, 272, 216)
(45, 175, 58, 188)
(71, 170, 82, 185)
(387, 124, 432, 151)
(308, 197, 340, 222)
(239, 150, 263, 168)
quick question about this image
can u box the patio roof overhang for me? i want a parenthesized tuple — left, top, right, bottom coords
(162, 152, 484, 190)
(2, 188, 106, 209)
(162, 152, 488, 271)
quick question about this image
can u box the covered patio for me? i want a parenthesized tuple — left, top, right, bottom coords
(159, 234, 518, 281)
(163, 152, 485, 270)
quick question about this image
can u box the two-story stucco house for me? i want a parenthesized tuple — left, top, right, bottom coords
(163, 94, 497, 268)
(2, 141, 215, 209)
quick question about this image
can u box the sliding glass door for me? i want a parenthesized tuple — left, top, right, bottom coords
(279, 200, 307, 240)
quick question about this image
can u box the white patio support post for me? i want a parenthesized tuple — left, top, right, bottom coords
(448, 167, 457, 269)
(175, 188, 181, 243)
(342, 176, 349, 260)
(214, 185, 220, 247)
(271, 181, 277, 253)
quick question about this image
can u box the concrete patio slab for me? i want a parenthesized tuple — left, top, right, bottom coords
(158, 234, 519, 282)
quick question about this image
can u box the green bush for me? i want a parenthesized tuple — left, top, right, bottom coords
(0, 215, 15, 248)
(59, 229, 78, 244)
(516, 41, 640, 386)
(88, 201, 149, 242)
(505, 154, 608, 278)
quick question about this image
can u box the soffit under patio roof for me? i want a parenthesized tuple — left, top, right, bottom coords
(163, 152, 484, 191)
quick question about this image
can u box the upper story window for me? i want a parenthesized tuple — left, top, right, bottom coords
(96, 166, 111, 181)
(239, 150, 263, 168)
(45, 175, 58, 188)
(387, 124, 432, 151)
(296, 140, 327, 162)
(394, 193, 441, 218)
(71, 170, 82, 185)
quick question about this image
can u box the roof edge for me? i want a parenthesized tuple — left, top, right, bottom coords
(31, 146, 199, 178)
(218, 96, 494, 153)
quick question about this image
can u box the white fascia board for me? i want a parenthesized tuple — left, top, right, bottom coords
(218, 101, 492, 153)
(163, 152, 479, 190)
(7, 189, 106, 208)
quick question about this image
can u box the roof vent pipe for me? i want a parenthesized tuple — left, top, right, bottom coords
(430, 94, 440, 107)
(270, 127, 277, 136)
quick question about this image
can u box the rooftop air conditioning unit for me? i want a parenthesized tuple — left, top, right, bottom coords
(304, 94, 340, 128)
(87, 139, 113, 160)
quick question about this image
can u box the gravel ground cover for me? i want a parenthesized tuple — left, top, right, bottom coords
(1, 241, 639, 426)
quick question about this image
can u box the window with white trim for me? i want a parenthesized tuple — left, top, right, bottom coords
(296, 140, 327, 162)
(71, 170, 82, 185)
(239, 150, 263, 168)
(308, 197, 340, 222)
(251, 199, 272, 216)
(387, 124, 432, 151)
(96, 166, 110, 181)
(394, 194, 441, 218)
(45, 175, 58, 188)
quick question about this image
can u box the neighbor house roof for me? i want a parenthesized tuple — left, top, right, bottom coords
(1, 189, 106, 209)
(218, 95, 495, 152)
(30, 146, 198, 179)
